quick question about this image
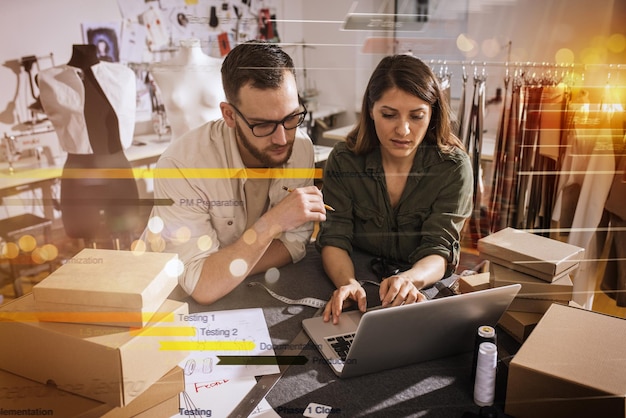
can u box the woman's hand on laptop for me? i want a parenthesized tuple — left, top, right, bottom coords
(379, 275, 427, 307)
(323, 279, 367, 325)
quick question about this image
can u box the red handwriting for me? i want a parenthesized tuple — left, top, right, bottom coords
(194, 379, 229, 393)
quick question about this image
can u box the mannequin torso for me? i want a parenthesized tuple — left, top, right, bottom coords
(37, 44, 139, 244)
(68, 44, 121, 155)
(38, 44, 136, 153)
(149, 39, 225, 140)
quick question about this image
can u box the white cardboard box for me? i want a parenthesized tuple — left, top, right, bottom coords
(478, 228, 584, 282)
(506, 304, 626, 417)
(0, 295, 189, 407)
(32, 248, 180, 327)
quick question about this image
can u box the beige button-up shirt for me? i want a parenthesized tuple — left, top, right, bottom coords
(145, 119, 315, 294)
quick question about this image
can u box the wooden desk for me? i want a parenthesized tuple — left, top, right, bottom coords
(1, 135, 333, 220)
(180, 244, 515, 417)
(322, 124, 354, 141)
(0, 134, 169, 191)
(307, 104, 345, 120)
(0, 134, 170, 220)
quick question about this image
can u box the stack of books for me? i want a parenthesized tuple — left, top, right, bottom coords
(0, 248, 188, 417)
(477, 228, 584, 343)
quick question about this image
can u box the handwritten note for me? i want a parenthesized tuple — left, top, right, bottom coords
(177, 308, 279, 383)
(176, 377, 279, 418)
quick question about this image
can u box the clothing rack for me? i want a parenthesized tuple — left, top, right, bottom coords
(436, 58, 625, 248)
(426, 59, 626, 71)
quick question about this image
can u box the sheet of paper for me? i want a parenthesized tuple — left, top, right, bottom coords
(177, 308, 279, 383)
(252, 398, 281, 417)
(175, 377, 279, 418)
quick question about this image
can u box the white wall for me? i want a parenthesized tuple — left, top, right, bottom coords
(300, 0, 394, 124)
(0, 1, 122, 133)
(0, 0, 624, 138)
(0, 0, 623, 226)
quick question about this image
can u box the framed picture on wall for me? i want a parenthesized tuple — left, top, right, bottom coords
(82, 21, 122, 62)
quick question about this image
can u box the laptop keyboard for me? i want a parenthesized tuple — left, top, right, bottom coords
(325, 333, 356, 361)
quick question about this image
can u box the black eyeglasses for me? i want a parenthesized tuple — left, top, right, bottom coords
(229, 103, 308, 137)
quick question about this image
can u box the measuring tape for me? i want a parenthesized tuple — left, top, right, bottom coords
(247, 281, 328, 309)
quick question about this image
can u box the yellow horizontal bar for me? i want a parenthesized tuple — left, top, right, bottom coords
(130, 326, 196, 337)
(160, 340, 256, 351)
(7, 167, 323, 180)
(0, 311, 175, 324)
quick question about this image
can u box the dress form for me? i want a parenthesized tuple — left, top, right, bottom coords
(38, 44, 139, 247)
(67, 44, 122, 154)
(38, 44, 137, 153)
(150, 38, 225, 140)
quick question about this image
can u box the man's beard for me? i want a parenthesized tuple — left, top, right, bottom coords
(236, 123, 294, 167)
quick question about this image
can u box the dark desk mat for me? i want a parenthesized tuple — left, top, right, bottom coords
(177, 244, 510, 417)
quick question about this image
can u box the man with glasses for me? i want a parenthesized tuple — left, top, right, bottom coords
(143, 41, 327, 304)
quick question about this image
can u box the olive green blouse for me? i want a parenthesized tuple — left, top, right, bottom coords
(316, 140, 474, 277)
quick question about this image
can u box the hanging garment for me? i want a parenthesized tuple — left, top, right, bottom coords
(525, 86, 566, 233)
(465, 74, 487, 246)
(538, 86, 565, 160)
(487, 74, 510, 233)
(498, 80, 524, 229)
(456, 68, 468, 140)
(600, 213, 626, 307)
(553, 117, 617, 309)
(514, 85, 543, 229)
(600, 148, 626, 306)
(491, 78, 523, 231)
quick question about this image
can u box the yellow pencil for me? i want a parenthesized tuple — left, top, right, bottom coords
(282, 186, 335, 212)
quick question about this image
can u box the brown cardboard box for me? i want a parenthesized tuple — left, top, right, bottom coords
(497, 310, 543, 343)
(0, 367, 183, 418)
(482, 254, 577, 283)
(0, 294, 189, 407)
(134, 395, 179, 418)
(506, 304, 626, 418)
(490, 262, 573, 301)
(457, 272, 491, 293)
(477, 228, 584, 282)
(32, 249, 180, 327)
(507, 297, 566, 314)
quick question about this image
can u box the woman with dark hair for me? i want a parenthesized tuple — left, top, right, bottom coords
(316, 54, 473, 323)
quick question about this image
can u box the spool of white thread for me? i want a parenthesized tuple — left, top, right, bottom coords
(471, 325, 496, 382)
(473, 341, 497, 407)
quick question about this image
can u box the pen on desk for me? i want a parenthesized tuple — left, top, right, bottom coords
(282, 186, 335, 212)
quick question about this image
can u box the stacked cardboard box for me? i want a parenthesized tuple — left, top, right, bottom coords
(477, 228, 584, 343)
(506, 304, 626, 417)
(0, 248, 189, 414)
(32, 248, 182, 327)
(0, 366, 184, 417)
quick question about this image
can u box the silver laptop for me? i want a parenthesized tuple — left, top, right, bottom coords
(302, 284, 521, 378)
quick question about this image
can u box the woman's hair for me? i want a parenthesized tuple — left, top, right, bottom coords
(221, 40, 297, 105)
(347, 54, 464, 155)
